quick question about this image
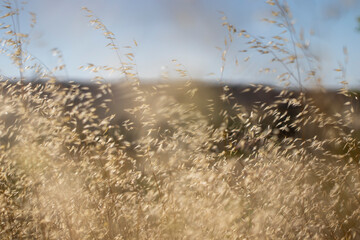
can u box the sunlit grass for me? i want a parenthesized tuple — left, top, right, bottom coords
(0, 0, 360, 239)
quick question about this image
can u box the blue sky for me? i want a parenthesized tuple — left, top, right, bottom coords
(0, 0, 359, 88)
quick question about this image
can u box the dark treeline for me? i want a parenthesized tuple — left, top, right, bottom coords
(1, 80, 360, 155)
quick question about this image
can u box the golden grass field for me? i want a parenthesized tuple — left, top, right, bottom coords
(1, 0, 360, 239)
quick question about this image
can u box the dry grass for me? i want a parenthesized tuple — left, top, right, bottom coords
(0, 0, 360, 239)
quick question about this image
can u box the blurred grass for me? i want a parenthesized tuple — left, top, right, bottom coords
(1, 0, 360, 239)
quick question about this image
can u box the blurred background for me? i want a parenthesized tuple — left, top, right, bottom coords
(0, 0, 359, 88)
